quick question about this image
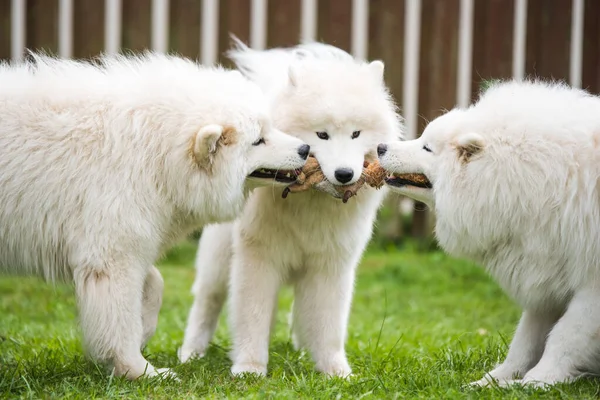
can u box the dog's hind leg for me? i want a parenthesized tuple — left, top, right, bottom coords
(469, 309, 559, 387)
(519, 287, 600, 387)
(179, 223, 233, 363)
(141, 266, 164, 349)
(74, 262, 172, 380)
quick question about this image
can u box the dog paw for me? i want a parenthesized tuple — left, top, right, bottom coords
(177, 345, 206, 363)
(231, 363, 267, 377)
(316, 359, 352, 379)
(520, 373, 574, 389)
(150, 368, 180, 381)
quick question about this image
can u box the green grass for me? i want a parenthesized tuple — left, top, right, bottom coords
(1, 240, 598, 399)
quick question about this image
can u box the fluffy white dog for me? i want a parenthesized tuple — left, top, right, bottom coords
(0, 53, 309, 379)
(178, 40, 404, 377)
(377, 79, 600, 387)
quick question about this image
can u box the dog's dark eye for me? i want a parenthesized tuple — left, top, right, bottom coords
(252, 137, 265, 146)
(351, 130, 361, 139)
(316, 131, 329, 140)
(423, 144, 432, 153)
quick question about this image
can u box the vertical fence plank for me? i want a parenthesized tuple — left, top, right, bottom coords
(471, 0, 514, 98)
(218, 0, 251, 66)
(582, 0, 600, 94)
(317, 0, 352, 52)
(122, 0, 151, 53)
(369, 0, 406, 245)
(26, 0, 58, 55)
(414, 0, 460, 240)
(267, 0, 301, 48)
(0, 0, 10, 60)
(73, 0, 105, 59)
(525, 0, 572, 80)
(170, 0, 201, 59)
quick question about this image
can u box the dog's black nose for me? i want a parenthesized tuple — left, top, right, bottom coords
(377, 143, 388, 157)
(334, 168, 354, 184)
(297, 144, 310, 160)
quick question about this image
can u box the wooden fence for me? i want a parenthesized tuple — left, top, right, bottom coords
(1, 0, 599, 240)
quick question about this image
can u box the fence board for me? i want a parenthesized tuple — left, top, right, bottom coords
(525, 0, 571, 81)
(122, 0, 151, 53)
(218, 0, 251, 66)
(317, 0, 352, 52)
(26, 0, 58, 55)
(73, 0, 105, 59)
(582, 0, 600, 94)
(414, 0, 460, 239)
(170, 0, 201, 59)
(0, 0, 10, 60)
(267, 0, 301, 48)
(471, 0, 514, 99)
(369, 0, 406, 243)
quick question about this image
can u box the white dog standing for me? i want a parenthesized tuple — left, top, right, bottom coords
(377, 80, 600, 387)
(179, 40, 403, 377)
(0, 53, 309, 379)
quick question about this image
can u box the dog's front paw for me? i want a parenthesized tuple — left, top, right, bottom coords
(468, 377, 520, 388)
(178, 345, 206, 363)
(148, 368, 179, 381)
(316, 358, 352, 379)
(231, 362, 267, 377)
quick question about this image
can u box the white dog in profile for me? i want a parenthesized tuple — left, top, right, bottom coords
(377, 79, 600, 387)
(178, 39, 403, 377)
(0, 53, 308, 379)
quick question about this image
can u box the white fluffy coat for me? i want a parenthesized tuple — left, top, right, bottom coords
(379, 80, 600, 387)
(0, 53, 308, 379)
(179, 41, 404, 377)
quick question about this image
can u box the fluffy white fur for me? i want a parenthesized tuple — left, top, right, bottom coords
(0, 52, 308, 379)
(179, 40, 404, 377)
(378, 79, 600, 387)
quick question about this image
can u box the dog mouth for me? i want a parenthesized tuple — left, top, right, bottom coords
(248, 168, 302, 184)
(385, 173, 432, 189)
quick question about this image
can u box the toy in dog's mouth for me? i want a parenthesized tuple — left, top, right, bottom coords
(385, 173, 432, 189)
(249, 168, 302, 184)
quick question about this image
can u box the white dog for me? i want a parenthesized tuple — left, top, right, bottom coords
(378, 79, 600, 387)
(178, 39, 404, 377)
(0, 53, 309, 379)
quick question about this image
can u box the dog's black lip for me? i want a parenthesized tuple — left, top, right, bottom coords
(249, 168, 299, 183)
(385, 174, 432, 189)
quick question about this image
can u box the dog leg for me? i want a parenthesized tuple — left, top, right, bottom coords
(229, 248, 280, 376)
(519, 288, 600, 387)
(141, 266, 164, 350)
(470, 309, 558, 387)
(291, 262, 355, 378)
(74, 263, 173, 379)
(179, 226, 232, 363)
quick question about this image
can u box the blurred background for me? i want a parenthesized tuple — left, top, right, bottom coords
(1, 0, 598, 248)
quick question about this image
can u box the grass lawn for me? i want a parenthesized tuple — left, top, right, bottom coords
(1, 239, 598, 399)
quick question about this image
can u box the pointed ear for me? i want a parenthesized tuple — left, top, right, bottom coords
(367, 60, 385, 82)
(456, 132, 485, 163)
(288, 65, 298, 88)
(193, 124, 223, 167)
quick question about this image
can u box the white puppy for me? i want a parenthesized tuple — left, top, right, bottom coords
(179, 40, 404, 377)
(0, 53, 308, 379)
(378, 79, 600, 387)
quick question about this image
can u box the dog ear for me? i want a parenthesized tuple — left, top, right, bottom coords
(193, 124, 223, 167)
(367, 60, 385, 82)
(455, 132, 485, 163)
